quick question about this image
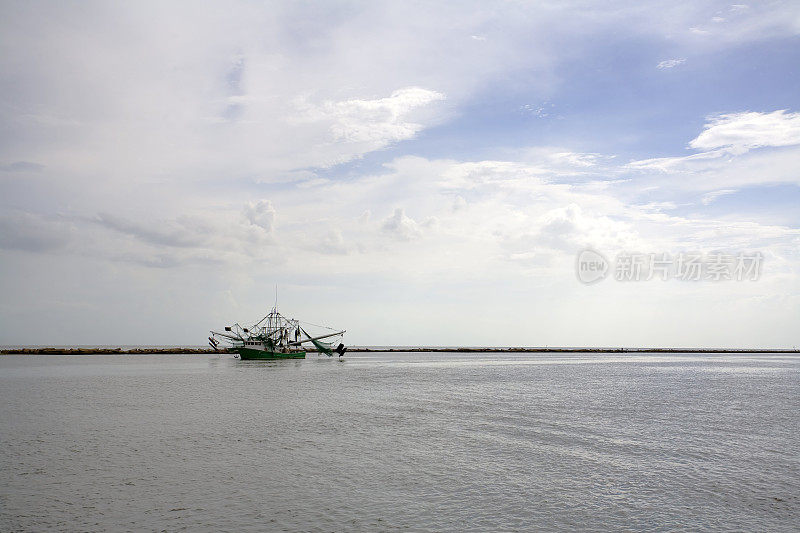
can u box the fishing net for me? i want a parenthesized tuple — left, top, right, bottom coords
(301, 328, 334, 356)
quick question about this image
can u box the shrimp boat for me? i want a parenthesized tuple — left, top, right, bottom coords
(209, 306, 346, 360)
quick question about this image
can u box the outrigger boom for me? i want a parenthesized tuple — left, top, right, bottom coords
(288, 330, 346, 346)
(210, 330, 244, 341)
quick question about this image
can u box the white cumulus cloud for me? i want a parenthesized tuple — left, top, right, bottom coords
(296, 87, 445, 149)
(657, 58, 686, 69)
(701, 189, 738, 205)
(243, 200, 276, 232)
(689, 110, 800, 154)
(381, 208, 422, 241)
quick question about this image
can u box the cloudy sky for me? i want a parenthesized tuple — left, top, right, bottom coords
(1, 1, 799, 347)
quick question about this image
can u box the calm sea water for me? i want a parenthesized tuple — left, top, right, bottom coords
(1, 352, 798, 531)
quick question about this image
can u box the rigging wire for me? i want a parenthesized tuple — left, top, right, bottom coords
(298, 319, 338, 331)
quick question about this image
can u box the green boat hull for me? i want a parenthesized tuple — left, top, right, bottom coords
(233, 347, 306, 360)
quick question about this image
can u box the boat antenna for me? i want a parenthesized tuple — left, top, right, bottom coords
(274, 284, 278, 310)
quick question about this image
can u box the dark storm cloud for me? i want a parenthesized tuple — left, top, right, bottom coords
(0, 211, 70, 252)
(94, 213, 209, 249)
(0, 161, 45, 172)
